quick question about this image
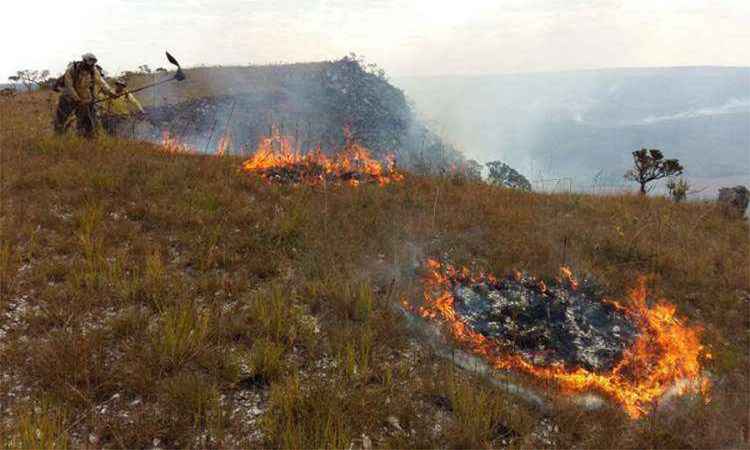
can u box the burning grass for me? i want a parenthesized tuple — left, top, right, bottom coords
(241, 127, 404, 187)
(160, 126, 405, 186)
(411, 259, 711, 418)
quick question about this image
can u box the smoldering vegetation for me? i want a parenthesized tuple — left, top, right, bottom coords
(126, 56, 465, 172)
(452, 274, 637, 372)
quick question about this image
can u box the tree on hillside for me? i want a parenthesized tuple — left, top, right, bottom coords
(10, 70, 50, 92)
(625, 148, 683, 195)
(486, 161, 532, 191)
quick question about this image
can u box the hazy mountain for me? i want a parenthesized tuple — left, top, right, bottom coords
(395, 67, 750, 193)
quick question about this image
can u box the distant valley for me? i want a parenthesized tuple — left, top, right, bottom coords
(395, 66, 750, 194)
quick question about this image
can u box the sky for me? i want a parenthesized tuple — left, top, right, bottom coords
(3, 0, 749, 80)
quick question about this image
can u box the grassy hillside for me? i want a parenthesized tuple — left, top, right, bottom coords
(1, 91, 749, 448)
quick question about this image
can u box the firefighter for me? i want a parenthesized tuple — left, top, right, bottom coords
(53, 53, 116, 138)
(100, 79, 145, 136)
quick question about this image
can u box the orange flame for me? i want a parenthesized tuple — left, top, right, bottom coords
(215, 134, 231, 156)
(559, 266, 579, 290)
(160, 131, 231, 156)
(161, 131, 194, 154)
(415, 259, 710, 418)
(241, 126, 403, 186)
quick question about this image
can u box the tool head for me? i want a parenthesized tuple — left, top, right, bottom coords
(165, 51, 186, 81)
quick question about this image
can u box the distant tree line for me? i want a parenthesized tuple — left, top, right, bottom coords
(7, 69, 51, 92)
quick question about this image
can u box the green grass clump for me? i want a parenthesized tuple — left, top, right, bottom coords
(3, 399, 69, 450)
(151, 301, 210, 371)
(246, 338, 286, 384)
(262, 376, 351, 449)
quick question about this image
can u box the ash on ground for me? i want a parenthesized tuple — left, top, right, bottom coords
(452, 275, 638, 372)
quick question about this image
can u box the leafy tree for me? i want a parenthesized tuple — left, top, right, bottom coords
(486, 161, 531, 191)
(11, 70, 50, 92)
(625, 148, 683, 195)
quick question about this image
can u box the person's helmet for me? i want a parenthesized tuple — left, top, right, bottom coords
(115, 79, 127, 88)
(81, 53, 98, 64)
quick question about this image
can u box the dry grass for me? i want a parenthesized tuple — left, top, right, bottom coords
(1, 91, 748, 448)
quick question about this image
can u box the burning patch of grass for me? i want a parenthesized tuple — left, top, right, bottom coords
(240, 126, 404, 187)
(412, 260, 711, 418)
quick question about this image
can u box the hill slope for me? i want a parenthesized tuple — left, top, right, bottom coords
(1, 92, 748, 448)
(125, 58, 463, 170)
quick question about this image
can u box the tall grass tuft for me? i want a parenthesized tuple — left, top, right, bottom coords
(4, 400, 69, 450)
(263, 376, 351, 449)
(152, 300, 210, 370)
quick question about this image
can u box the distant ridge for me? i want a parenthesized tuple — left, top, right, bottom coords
(395, 66, 750, 193)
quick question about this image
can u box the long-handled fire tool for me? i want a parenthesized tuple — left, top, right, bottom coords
(94, 51, 185, 104)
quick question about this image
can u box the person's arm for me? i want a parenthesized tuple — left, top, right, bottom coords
(63, 65, 81, 102)
(94, 70, 116, 97)
(127, 93, 144, 113)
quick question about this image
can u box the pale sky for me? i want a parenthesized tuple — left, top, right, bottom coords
(3, 0, 749, 80)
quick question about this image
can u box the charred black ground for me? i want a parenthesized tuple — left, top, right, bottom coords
(451, 274, 638, 372)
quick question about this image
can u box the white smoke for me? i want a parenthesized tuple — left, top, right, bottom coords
(638, 97, 750, 125)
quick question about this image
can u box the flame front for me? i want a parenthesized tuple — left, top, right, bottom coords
(241, 126, 403, 186)
(416, 259, 710, 418)
(160, 131, 231, 155)
(161, 130, 195, 154)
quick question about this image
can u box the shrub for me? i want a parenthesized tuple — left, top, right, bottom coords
(666, 177, 689, 203)
(625, 148, 683, 195)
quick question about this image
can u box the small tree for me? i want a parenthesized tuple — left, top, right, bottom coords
(486, 161, 531, 191)
(666, 177, 689, 203)
(625, 148, 683, 195)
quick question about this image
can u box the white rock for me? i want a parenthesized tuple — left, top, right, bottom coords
(386, 415, 403, 432)
(361, 433, 372, 450)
